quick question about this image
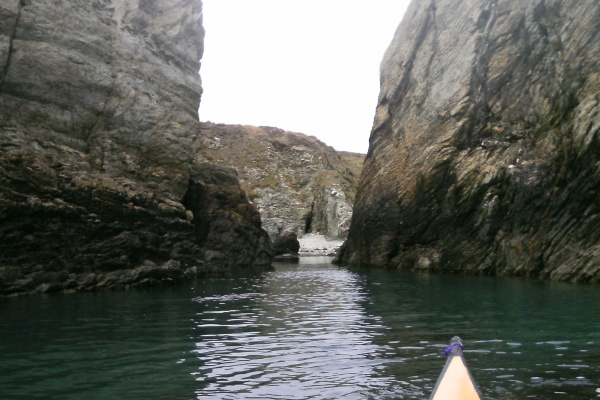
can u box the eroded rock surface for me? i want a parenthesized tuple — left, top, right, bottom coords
(273, 231, 300, 255)
(0, 0, 272, 296)
(338, 0, 600, 282)
(198, 123, 364, 241)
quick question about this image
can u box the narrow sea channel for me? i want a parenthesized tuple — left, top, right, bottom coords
(1, 257, 598, 399)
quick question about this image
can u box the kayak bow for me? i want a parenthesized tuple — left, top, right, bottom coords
(429, 336, 483, 400)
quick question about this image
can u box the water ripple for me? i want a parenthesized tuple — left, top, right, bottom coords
(2, 258, 598, 400)
(190, 263, 401, 399)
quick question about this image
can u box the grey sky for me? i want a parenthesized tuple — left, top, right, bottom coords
(200, 0, 411, 153)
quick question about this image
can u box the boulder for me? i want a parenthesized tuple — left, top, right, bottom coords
(273, 231, 301, 257)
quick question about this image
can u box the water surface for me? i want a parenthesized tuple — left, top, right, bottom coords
(1, 257, 599, 399)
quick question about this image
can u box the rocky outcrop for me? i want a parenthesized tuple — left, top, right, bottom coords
(0, 0, 272, 296)
(273, 231, 300, 255)
(337, 0, 600, 282)
(198, 122, 364, 240)
(310, 185, 354, 240)
(272, 231, 300, 261)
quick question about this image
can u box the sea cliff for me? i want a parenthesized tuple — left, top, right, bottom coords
(337, 0, 600, 282)
(198, 122, 364, 241)
(0, 0, 272, 296)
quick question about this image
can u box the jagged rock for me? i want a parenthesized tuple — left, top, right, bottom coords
(273, 231, 300, 255)
(337, 0, 600, 282)
(310, 185, 353, 240)
(198, 122, 364, 241)
(0, 0, 273, 296)
(273, 230, 300, 262)
(184, 162, 273, 268)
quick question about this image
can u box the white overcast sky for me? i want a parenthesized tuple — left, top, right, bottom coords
(199, 1, 411, 153)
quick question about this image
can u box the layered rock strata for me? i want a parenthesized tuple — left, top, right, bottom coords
(0, 0, 272, 296)
(198, 122, 364, 240)
(338, 0, 600, 282)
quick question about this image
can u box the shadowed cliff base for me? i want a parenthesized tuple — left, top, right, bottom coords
(0, 0, 273, 296)
(336, 0, 600, 283)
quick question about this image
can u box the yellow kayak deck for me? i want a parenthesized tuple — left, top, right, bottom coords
(429, 337, 483, 400)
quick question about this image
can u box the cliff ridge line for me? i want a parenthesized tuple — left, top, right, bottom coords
(198, 122, 364, 241)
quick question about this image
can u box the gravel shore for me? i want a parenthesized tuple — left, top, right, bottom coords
(298, 234, 344, 256)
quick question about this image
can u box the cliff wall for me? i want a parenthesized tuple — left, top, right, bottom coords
(0, 0, 272, 296)
(198, 123, 364, 240)
(338, 0, 599, 282)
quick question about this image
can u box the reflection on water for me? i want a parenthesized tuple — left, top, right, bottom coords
(191, 257, 406, 399)
(0, 256, 599, 400)
(189, 257, 600, 399)
(358, 267, 600, 399)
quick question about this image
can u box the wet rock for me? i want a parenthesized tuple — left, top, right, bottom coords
(0, 266, 23, 282)
(273, 231, 300, 255)
(36, 282, 62, 294)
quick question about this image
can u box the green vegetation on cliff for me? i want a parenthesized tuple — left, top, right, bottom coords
(198, 122, 364, 240)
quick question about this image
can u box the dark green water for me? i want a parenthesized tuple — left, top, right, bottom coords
(1, 257, 599, 399)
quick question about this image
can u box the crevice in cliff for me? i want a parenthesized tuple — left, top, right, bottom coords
(182, 176, 210, 243)
(0, 0, 25, 92)
(304, 202, 314, 234)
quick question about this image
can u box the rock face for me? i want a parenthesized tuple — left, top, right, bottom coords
(337, 0, 600, 282)
(310, 187, 354, 240)
(0, 0, 272, 296)
(272, 231, 300, 261)
(273, 231, 300, 255)
(198, 122, 364, 240)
